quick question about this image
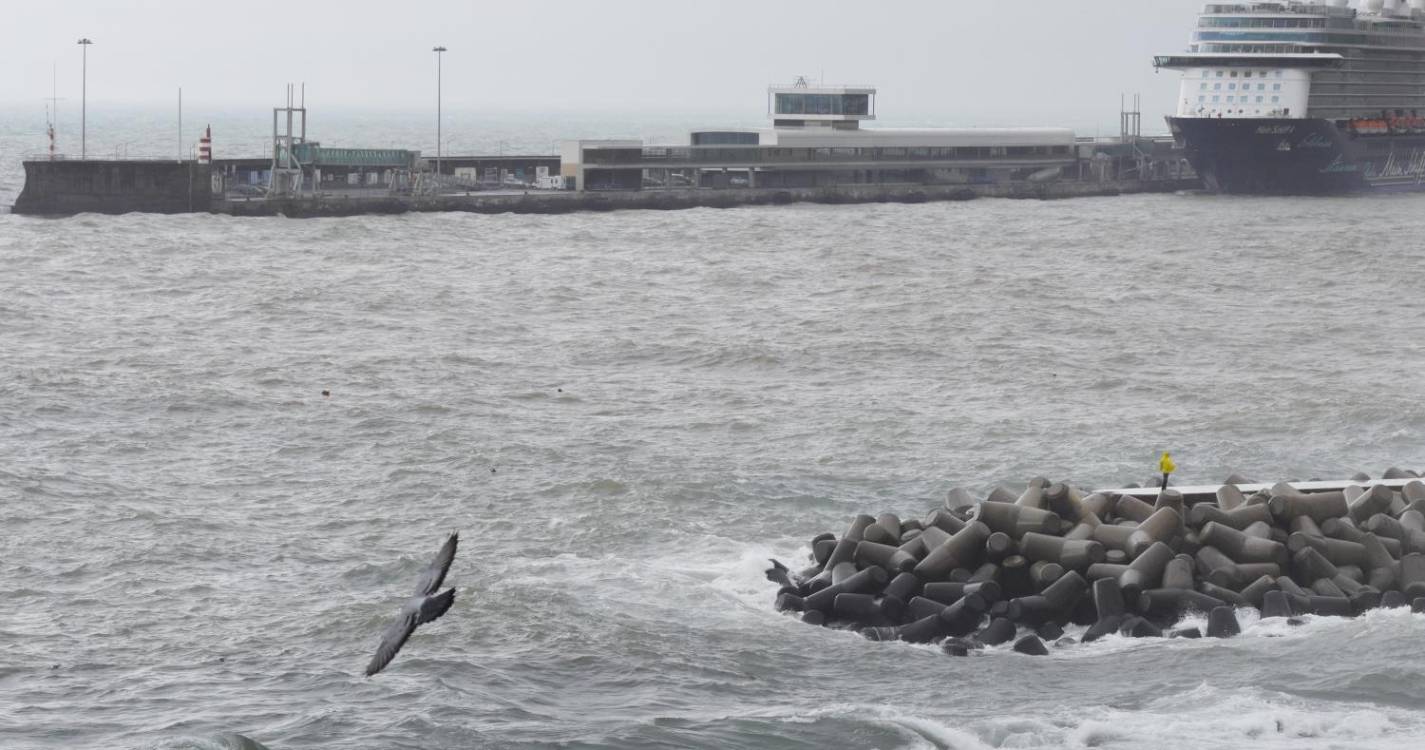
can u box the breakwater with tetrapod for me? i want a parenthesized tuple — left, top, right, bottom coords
(770, 472, 1425, 655)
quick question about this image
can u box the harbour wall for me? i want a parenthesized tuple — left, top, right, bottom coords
(215, 179, 1199, 218)
(11, 158, 1199, 217)
(13, 160, 212, 216)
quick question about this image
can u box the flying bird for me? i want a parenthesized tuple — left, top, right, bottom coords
(364, 531, 459, 677)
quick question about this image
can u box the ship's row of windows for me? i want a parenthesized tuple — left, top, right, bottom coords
(1197, 42, 1425, 56)
(1195, 31, 1425, 48)
(1200, 16, 1424, 33)
(1200, 82, 1284, 91)
(1310, 96, 1425, 107)
(1199, 16, 1329, 29)
(1199, 95, 1282, 104)
(1311, 85, 1425, 97)
(1315, 71, 1425, 82)
(1197, 69, 1284, 78)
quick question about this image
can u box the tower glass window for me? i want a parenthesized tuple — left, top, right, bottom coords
(774, 93, 871, 116)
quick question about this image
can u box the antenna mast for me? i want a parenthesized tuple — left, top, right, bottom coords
(44, 63, 64, 160)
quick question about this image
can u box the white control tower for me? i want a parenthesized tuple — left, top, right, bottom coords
(767, 77, 876, 130)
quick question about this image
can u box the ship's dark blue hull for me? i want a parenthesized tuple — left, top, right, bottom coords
(1167, 116, 1425, 194)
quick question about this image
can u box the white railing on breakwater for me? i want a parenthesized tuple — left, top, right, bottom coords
(1104, 478, 1419, 500)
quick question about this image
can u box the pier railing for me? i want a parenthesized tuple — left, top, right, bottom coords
(24, 154, 193, 163)
(583, 144, 1075, 167)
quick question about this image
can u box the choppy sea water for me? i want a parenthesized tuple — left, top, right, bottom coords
(3, 110, 1425, 749)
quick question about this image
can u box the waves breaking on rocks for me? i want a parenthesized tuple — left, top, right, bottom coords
(770, 470, 1425, 655)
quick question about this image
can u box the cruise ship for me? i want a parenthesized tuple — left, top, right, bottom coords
(1156, 0, 1425, 193)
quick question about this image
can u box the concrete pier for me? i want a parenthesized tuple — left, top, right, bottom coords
(14, 160, 212, 215)
(13, 156, 1196, 218)
(213, 178, 1194, 218)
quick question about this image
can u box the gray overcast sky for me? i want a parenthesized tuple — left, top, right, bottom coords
(4, 0, 1207, 130)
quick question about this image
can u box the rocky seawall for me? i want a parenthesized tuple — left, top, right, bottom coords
(769, 470, 1425, 655)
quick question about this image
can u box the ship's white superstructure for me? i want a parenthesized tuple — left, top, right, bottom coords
(1156, 1, 1425, 121)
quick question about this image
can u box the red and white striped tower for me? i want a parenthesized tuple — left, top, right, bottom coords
(198, 125, 212, 164)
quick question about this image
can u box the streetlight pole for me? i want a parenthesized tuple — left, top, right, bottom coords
(433, 46, 447, 179)
(78, 38, 93, 160)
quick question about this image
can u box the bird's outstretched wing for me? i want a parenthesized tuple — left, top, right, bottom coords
(765, 558, 793, 587)
(418, 588, 456, 625)
(414, 532, 459, 597)
(365, 609, 419, 677)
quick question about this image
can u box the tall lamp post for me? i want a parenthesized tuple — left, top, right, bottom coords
(433, 45, 447, 178)
(78, 38, 93, 159)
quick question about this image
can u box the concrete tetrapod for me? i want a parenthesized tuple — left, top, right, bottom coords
(884, 571, 923, 604)
(1216, 483, 1246, 511)
(1198, 581, 1249, 607)
(803, 566, 889, 613)
(924, 509, 966, 535)
(1323, 518, 1404, 558)
(807, 538, 858, 591)
(1260, 589, 1295, 618)
(854, 541, 918, 574)
(1115, 495, 1157, 524)
(1119, 541, 1175, 601)
(903, 596, 950, 623)
(974, 502, 1061, 539)
(1269, 488, 1348, 525)
(844, 514, 877, 543)
(1359, 534, 1398, 591)
(1045, 482, 1097, 526)
(945, 487, 978, 513)
(1378, 590, 1407, 609)
(1040, 570, 1088, 611)
(1127, 507, 1183, 558)
(1238, 575, 1279, 609)
(1287, 532, 1369, 568)
(1138, 589, 1226, 618)
(1291, 547, 1340, 587)
(917, 526, 951, 554)
(832, 593, 895, 626)
(1348, 484, 1395, 525)
(1029, 560, 1066, 589)
(1091, 523, 1136, 553)
(1036, 621, 1065, 641)
(1401, 553, 1425, 598)
(913, 521, 990, 581)
(1200, 522, 1289, 566)
(1119, 616, 1164, 638)
(1019, 532, 1106, 571)
(1012, 634, 1049, 655)
(1162, 554, 1196, 590)
(1189, 502, 1272, 531)
(984, 531, 1015, 562)
(863, 513, 902, 545)
(976, 616, 1018, 646)
(1363, 514, 1425, 555)
(1092, 576, 1126, 619)
(1082, 615, 1123, 643)
(1205, 606, 1241, 638)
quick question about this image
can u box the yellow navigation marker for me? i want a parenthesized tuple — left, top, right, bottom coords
(1158, 451, 1176, 491)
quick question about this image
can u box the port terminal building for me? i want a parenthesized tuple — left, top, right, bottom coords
(562, 83, 1080, 192)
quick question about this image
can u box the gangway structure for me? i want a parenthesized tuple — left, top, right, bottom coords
(269, 84, 308, 197)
